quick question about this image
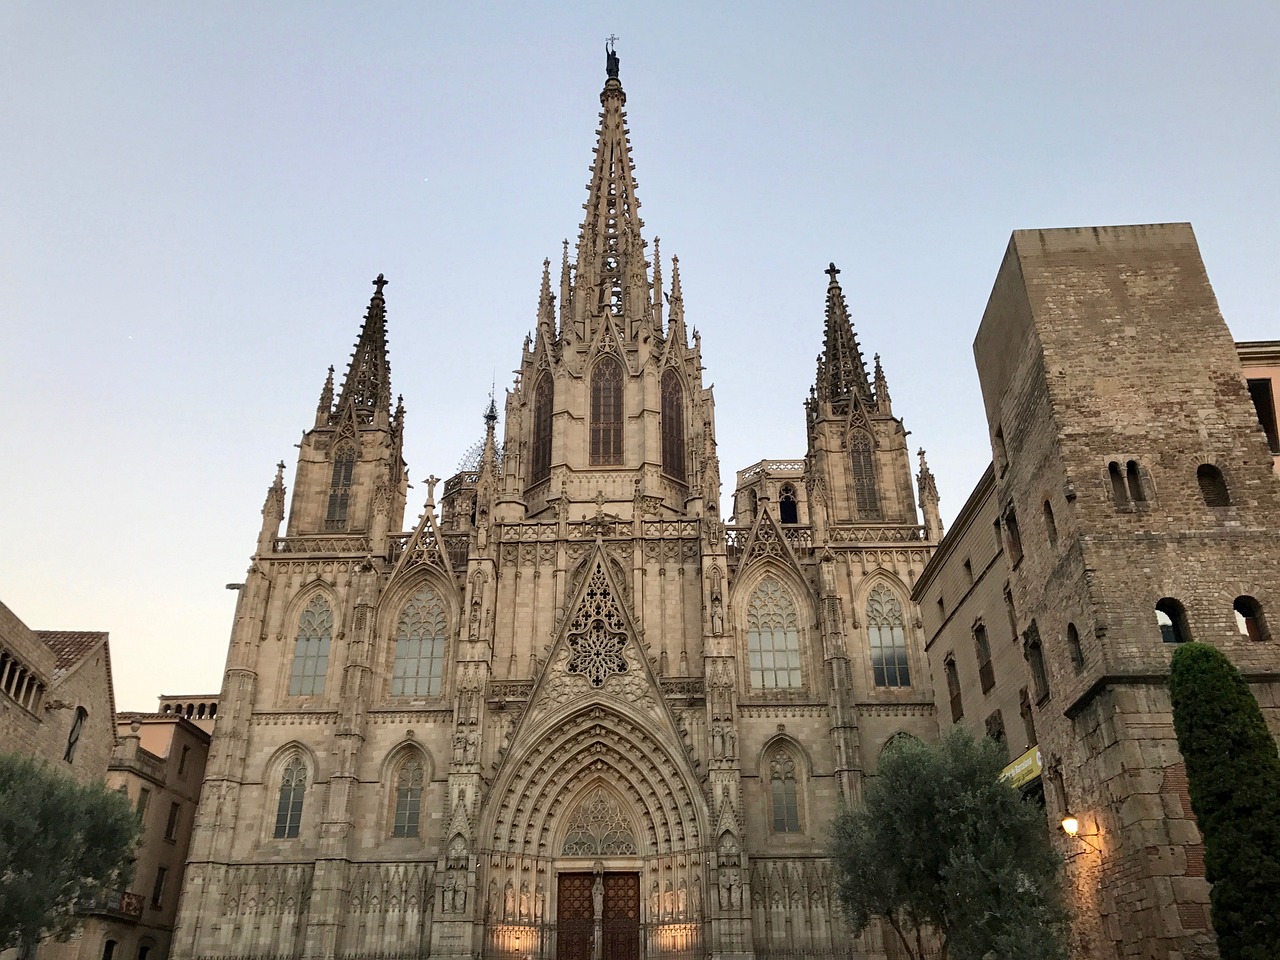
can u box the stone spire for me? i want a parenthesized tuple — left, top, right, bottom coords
(257, 461, 287, 553)
(667, 253, 686, 345)
(333, 273, 393, 426)
(315, 365, 335, 427)
(569, 41, 651, 342)
(917, 448, 943, 540)
(536, 257, 555, 343)
(873, 353, 892, 415)
(814, 263, 872, 410)
(558, 238, 573, 337)
(651, 236, 664, 333)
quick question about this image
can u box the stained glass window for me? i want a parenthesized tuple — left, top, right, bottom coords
(288, 597, 332, 696)
(661, 368, 686, 481)
(392, 757, 424, 837)
(868, 586, 909, 687)
(274, 756, 306, 839)
(392, 586, 448, 697)
(746, 576, 802, 689)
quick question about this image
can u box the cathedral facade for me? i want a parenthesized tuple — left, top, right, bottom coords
(172, 52, 941, 960)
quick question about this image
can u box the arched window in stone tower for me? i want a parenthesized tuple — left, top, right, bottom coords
(392, 755, 424, 837)
(850, 432, 882, 520)
(868, 585, 909, 687)
(391, 585, 448, 697)
(531, 374, 553, 486)
(768, 747, 802, 833)
(325, 444, 356, 530)
(288, 596, 333, 696)
(661, 368, 686, 482)
(590, 357, 624, 465)
(274, 755, 306, 839)
(779, 484, 799, 524)
(746, 576, 802, 689)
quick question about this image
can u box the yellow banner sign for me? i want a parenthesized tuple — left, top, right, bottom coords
(1001, 745, 1042, 789)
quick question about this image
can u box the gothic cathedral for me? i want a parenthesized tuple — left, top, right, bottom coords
(174, 50, 943, 960)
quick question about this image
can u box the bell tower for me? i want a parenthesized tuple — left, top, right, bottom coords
(496, 46, 720, 523)
(282, 274, 408, 551)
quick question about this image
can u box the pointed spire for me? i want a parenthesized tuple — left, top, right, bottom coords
(873, 353, 892, 415)
(667, 254, 686, 343)
(479, 394, 500, 477)
(536, 257, 556, 341)
(315, 365, 335, 426)
(917, 448, 943, 541)
(257, 461, 287, 552)
(815, 263, 872, 409)
(651, 236, 664, 333)
(572, 40, 649, 341)
(559, 239, 574, 338)
(334, 273, 392, 425)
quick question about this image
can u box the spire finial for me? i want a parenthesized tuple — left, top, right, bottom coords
(606, 36, 620, 79)
(825, 262, 841, 282)
(373, 273, 388, 297)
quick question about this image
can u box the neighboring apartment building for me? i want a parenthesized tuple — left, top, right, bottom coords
(915, 223, 1280, 960)
(1237, 340, 1280, 472)
(75, 712, 213, 960)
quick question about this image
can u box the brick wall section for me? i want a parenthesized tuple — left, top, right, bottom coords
(972, 223, 1280, 960)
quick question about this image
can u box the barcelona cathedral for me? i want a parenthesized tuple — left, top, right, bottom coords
(173, 46, 944, 960)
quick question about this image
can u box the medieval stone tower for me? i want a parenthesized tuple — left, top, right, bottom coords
(172, 49, 940, 960)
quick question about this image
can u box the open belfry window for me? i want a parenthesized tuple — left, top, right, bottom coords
(660, 368, 686, 481)
(325, 444, 356, 530)
(590, 357, 624, 465)
(531, 375, 553, 485)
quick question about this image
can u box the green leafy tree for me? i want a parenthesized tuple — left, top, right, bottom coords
(1169, 642, 1280, 960)
(830, 728, 1068, 960)
(0, 752, 137, 951)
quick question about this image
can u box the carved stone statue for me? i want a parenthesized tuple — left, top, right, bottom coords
(710, 590, 725, 636)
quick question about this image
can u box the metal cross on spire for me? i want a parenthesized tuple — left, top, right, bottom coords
(825, 262, 841, 281)
(373, 273, 388, 296)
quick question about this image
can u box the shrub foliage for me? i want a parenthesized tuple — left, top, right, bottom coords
(1169, 642, 1280, 960)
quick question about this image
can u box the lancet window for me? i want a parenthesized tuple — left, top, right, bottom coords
(850, 433, 882, 520)
(590, 357, 624, 465)
(274, 755, 306, 839)
(531, 375, 553, 486)
(392, 756, 424, 838)
(288, 597, 333, 697)
(391, 585, 448, 697)
(746, 576, 802, 689)
(561, 787, 638, 856)
(768, 749, 801, 832)
(661, 368, 686, 482)
(868, 586, 910, 687)
(325, 444, 356, 530)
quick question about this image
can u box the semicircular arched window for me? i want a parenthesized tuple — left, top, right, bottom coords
(391, 585, 448, 697)
(288, 596, 333, 696)
(868, 585, 909, 688)
(661, 368, 686, 482)
(590, 357, 624, 465)
(746, 576, 802, 689)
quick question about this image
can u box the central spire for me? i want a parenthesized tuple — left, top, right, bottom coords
(333, 273, 393, 426)
(568, 40, 651, 342)
(815, 263, 872, 410)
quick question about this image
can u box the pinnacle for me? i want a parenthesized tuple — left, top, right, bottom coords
(333, 273, 393, 424)
(816, 262, 872, 408)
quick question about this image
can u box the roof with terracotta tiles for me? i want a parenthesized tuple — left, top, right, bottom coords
(35, 630, 108, 675)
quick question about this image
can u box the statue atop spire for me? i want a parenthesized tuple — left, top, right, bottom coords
(606, 35, 620, 79)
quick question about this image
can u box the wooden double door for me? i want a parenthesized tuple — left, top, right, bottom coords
(556, 871, 639, 960)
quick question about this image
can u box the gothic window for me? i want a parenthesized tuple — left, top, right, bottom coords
(868, 586, 909, 688)
(561, 786, 638, 856)
(1126, 460, 1146, 503)
(1108, 461, 1127, 506)
(1067, 623, 1085, 671)
(661, 368, 686, 482)
(769, 750, 802, 833)
(64, 706, 87, 763)
(1025, 621, 1050, 703)
(391, 585, 448, 697)
(392, 757, 424, 838)
(590, 357, 624, 465)
(325, 444, 356, 530)
(778, 484, 798, 524)
(1234, 596, 1269, 642)
(1019, 687, 1037, 747)
(531, 375, 553, 486)
(944, 656, 962, 722)
(274, 755, 306, 839)
(566, 561, 629, 687)
(974, 622, 994, 693)
(850, 433, 882, 519)
(1198, 464, 1230, 507)
(746, 576, 802, 689)
(1156, 598, 1190, 644)
(288, 596, 333, 696)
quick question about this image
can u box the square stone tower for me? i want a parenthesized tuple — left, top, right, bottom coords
(973, 223, 1280, 959)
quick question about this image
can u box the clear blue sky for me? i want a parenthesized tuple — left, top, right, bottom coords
(3, 2, 1277, 710)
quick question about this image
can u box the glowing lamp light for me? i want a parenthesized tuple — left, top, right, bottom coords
(1060, 815, 1080, 837)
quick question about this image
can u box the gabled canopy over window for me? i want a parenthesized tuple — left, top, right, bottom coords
(850, 433, 882, 520)
(660, 368, 686, 482)
(531, 375, 553, 485)
(392, 585, 448, 697)
(746, 576, 802, 689)
(288, 597, 333, 696)
(868, 586, 909, 687)
(274, 755, 306, 838)
(590, 357, 624, 465)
